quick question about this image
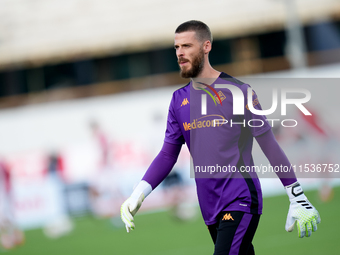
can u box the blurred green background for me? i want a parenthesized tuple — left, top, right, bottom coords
(5, 186, 339, 255)
(1, 1, 340, 254)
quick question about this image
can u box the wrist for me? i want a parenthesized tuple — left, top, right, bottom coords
(131, 180, 152, 201)
(285, 181, 305, 201)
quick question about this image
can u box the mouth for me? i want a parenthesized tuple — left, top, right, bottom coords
(178, 58, 189, 66)
(179, 60, 189, 67)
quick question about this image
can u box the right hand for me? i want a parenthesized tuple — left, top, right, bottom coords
(120, 193, 145, 233)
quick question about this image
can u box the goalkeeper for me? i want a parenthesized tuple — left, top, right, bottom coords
(121, 20, 320, 255)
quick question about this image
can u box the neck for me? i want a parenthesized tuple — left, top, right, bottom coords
(191, 62, 221, 88)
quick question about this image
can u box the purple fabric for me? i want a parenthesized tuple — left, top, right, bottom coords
(163, 73, 269, 225)
(230, 213, 253, 255)
(255, 130, 297, 186)
(142, 141, 182, 189)
(142, 72, 296, 225)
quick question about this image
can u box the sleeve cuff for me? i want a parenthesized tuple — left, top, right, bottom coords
(131, 180, 153, 200)
(285, 181, 304, 200)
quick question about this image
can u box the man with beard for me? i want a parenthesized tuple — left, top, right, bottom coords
(121, 20, 320, 254)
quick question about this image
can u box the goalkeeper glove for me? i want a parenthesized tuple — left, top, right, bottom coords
(285, 182, 321, 238)
(120, 180, 152, 233)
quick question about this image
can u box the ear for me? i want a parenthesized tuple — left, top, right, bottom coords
(203, 40, 212, 54)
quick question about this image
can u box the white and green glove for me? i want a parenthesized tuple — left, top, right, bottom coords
(285, 182, 321, 238)
(120, 180, 152, 233)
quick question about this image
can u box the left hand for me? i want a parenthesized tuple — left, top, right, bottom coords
(285, 182, 321, 238)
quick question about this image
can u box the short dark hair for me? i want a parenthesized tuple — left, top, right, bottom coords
(175, 20, 212, 43)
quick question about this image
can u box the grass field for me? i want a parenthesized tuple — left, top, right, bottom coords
(5, 185, 340, 255)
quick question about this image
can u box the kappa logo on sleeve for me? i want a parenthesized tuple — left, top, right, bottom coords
(222, 213, 234, 221)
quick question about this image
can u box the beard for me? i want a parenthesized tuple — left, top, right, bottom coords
(178, 48, 205, 78)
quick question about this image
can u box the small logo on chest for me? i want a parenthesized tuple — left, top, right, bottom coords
(181, 98, 189, 107)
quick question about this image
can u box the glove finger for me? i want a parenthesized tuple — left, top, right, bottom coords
(297, 221, 306, 238)
(121, 210, 134, 227)
(305, 222, 312, 237)
(121, 203, 134, 221)
(122, 215, 135, 229)
(121, 215, 132, 226)
(311, 217, 317, 232)
(285, 218, 296, 232)
(125, 224, 135, 233)
(121, 206, 135, 231)
(316, 212, 321, 224)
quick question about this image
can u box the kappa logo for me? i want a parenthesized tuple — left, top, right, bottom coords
(181, 98, 189, 107)
(222, 213, 234, 221)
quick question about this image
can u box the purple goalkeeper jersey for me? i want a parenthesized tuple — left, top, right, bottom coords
(164, 72, 271, 225)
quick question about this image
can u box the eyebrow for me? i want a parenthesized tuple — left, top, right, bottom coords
(174, 43, 193, 48)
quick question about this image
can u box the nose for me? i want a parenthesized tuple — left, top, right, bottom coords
(176, 47, 184, 58)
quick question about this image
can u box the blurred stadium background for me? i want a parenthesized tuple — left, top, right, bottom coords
(0, 0, 340, 254)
